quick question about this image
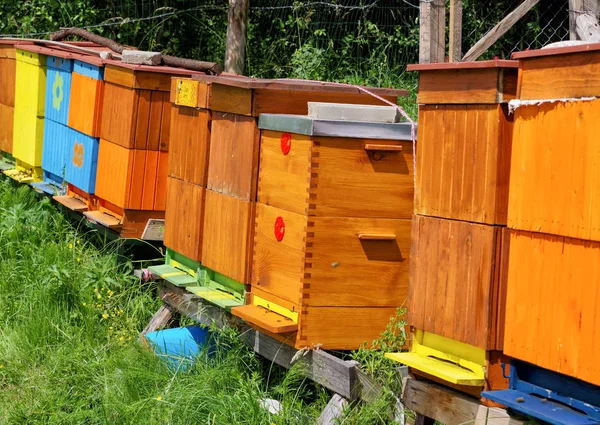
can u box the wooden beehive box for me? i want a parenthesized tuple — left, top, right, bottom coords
(163, 76, 408, 279)
(409, 60, 517, 225)
(7, 45, 47, 182)
(87, 62, 201, 238)
(230, 113, 414, 350)
(0, 40, 17, 162)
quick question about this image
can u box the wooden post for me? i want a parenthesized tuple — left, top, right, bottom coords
(419, 0, 446, 64)
(449, 0, 463, 62)
(224, 0, 250, 75)
(571, 0, 600, 40)
(462, 0, 539, 62)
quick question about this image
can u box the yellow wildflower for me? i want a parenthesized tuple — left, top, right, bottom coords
(156, 396, 162, 401)
(0, 365, 4, 369)
(76, 258, 80, 262)
(109, 326, 113, 331)
(119, 336, 124, 342)
(68, 243, 73, 249)
(102, 313, 109, 319)
(94, 288, 98, 293)
(97, 294, 102, 299)
(82, 303, 86, 307)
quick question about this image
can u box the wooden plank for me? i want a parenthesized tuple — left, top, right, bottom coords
(94, 139, 130, 209)
(141, 219, 165, 241)
(402, 378, 523, 425)
(141, 305, 173, 335)
(153, 151, 169, 211)
(419, 0, 445, 63)
(570, 0, 584, 40)
(209, 83, 253, 115)
(317, 394, 348, 425)
(100, 83, 137, 149)
(134, 90, 152, 150)
(146, 90, 164, 151)
(159, 93, 171, 151)
(224, 0, 250, 75)
(449, 0, 463, 62)
(104, 65, 135, 88)
(0, 104, 14, 154)
(140, 150, 159, 210)
(463, 0, 540, 62)
(417, 68, 518, 104)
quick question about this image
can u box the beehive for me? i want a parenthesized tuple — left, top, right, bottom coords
(86, 62, 200, 238)
(6, 46, 47, 182)
(386, 60, 517, 397)
(230, 113, 414, 350)
(500, 44, 600, 387)
(152, 75, 408, 313)
(0, 40, 18, 169)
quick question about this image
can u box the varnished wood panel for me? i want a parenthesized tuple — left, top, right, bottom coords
(209, 83, 252, 115)
(252, 203, 307, 305)
(202, 190, 255, 283)
(163, 177, 205, 261)
(304, 216, 411, 307)
(0, 57, 16, 106)
(298, 306, 398, 350)
(408, 215, 509, 350)
(101, 83, 171, 150)
(252, 90, 401, 117)
(0, 103, 13, 154)
(416, 104, 513, 225)
(417, 68, 518, 104)
(519, 51, 600, 100)
(95, 138, 130, 209)
(167, 106, 210, 185)
(508, 99, 600, 241)
(257, 131, 312, 215)
(104, 65, 173, 91)
(207, 112, 260, 200)
(504, 230, 600, 386)
(68, 72, 104, 137)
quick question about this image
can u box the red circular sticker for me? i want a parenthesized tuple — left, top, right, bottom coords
(274, 216, 285, 241)
(280, 132, 292, 155)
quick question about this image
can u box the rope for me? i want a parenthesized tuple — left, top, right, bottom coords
(272, 78, 418, 192)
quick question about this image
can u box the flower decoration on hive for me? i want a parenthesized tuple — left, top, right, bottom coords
(72, 142, 84, 168)
(52, 73, 64, 111)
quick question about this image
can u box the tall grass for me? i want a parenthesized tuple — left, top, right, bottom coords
(0, 179, 403, 424)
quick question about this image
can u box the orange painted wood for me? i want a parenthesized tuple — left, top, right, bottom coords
(231, 304, 298, 334)
(95, 138, 166, 211)
(416, 68, 518, 104)
(167, 105, 210, 185)
(202, 190, 255, 284)
(0, 56, 16, 107)
(518, 50, 600, 100)
(504, 230, 600, 386)
(408, 215, 509, 350)
(0, 103, 13, 154)
(508, 99, 600, 241)
(258, 130, 414, 218)
(121, 209, 165, 239)
(163, 177, 205, 261)
(101, 82, 173, 151)
(104, 64, 174, 91)
(416, 104, 513, 225)
(207, 112, 260, 200)
(68, 72, 104, 137)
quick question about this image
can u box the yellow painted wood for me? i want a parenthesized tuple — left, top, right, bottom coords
(253, 295, 299, 323)
(3, 160, 42, 183)
(13, 49, 46, 167)
(174, 79, 200, 107)
(385, 330, 486, 386)
(170, 259, 196, 277)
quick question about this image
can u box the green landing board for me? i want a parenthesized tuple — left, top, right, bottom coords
(148, 264, 197, 287)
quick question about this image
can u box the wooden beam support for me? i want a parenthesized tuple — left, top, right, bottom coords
(571, 0, 585, 40)
(318, 394, 348, 425)
(419, 0, 446, 63)
(402, 378, 525, 425)
(571, 0, 600, 40)
(449, 0, 463, 62)
(224, 0, 250, 75)
(463, 0, 540, 62)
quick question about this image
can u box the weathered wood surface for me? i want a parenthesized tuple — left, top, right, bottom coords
(449, 0, 463, 62)
(317, 394, 348, 425)
(142, 305, 173, 335)
(576, 13, 600, 42)
(463, 0, 540, 62)
(419, 0, 445, 64)
(154, 280, 384, 401)
(402, 378, 523, 425)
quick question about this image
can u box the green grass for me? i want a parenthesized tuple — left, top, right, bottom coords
(0, 178, 405, 424)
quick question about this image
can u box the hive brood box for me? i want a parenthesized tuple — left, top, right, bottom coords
(0, 40, 17, 167)
(386, 60, 517, 398)
(153, 75, 408, 313)
(230, 114, 414, 350)
(500, 44, 600, 387)
(85, 61, 201, 238)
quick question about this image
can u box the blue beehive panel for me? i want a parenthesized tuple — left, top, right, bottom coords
(41, 119, 70, 182)
(65, 128, 99, 194)
(45, 56, 73, 124)
(74, 60, 104, 80)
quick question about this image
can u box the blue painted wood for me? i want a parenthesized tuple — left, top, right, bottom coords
(65, 129, 99, 194)
(482, 360, 600, 425)
(45, 56, 73, 125)
(41, 119, 70, 184)
(73, 60, 103, 80)
(144, 326, 213, 371)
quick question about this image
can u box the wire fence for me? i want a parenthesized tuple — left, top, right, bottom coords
(0, 0, 572, 78)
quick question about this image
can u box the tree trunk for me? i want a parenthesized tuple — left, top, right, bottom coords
(224, 0, 250, 75)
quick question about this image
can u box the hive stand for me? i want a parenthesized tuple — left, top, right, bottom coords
(385, 59, 518, 402)
(159, 75, 408, 316)
(232, 112, 415, 350)
(0, 41, 18, 171)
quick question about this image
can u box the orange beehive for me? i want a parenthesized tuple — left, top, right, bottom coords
(387, 61, 517, 398)
(501, 44, 600, 386)
(85, 62, 201, 238)
(0, 40, 18, 165)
